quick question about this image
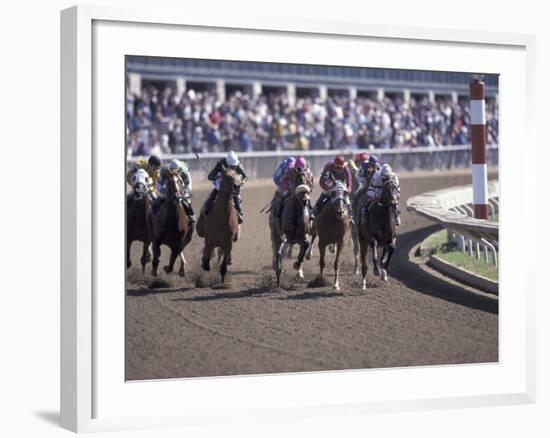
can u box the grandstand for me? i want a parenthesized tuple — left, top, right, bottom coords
(126, 56, 499, 157)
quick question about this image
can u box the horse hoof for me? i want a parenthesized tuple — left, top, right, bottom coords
(202, 261, 210, 272)
(334, 283, 340, 291)
(382, 270, 388, 282)
(293, 261, 300, 270)
(127, 261, 131, 269)
(305, 254, 311, 261)
(163, 265, 172, 274)
(373, 267, 380, 276)
(179, 270, 185, 277)
(152, 269, 158, 277)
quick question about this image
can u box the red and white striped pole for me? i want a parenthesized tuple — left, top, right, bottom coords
(469, 78, 489, 220)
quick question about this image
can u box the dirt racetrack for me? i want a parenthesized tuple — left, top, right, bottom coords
(126, 169, 498, 380)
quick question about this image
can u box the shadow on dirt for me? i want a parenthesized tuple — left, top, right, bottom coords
(276, 291, 344, 300)
(172, 286, 271, 302)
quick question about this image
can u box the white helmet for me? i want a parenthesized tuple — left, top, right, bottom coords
(132, 168, 149, 186)
(226, 151, 240, 167)
(169, 159, 182, 172)
(380, 164, 393, 178)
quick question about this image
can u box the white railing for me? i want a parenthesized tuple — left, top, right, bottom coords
(127, 144, 499, 180)
(407, 181, 499, 265)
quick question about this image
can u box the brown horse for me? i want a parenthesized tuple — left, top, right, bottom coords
(358, 178, 399, 289)
(127, 177, 151, 273)
(269, 183, 312, 287)
(196, 168, 243, 283)
(313, 181, 351, 290)
(150, 173, 194, 277)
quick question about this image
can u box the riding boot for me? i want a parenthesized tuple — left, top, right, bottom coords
(233, 195, 244, 224)
(277, 191, 290, 218)
(312, 194, 328, 216)
(151, 197, 163, 214)
(201, 189, 218, 216)
(347, 201, 355, 225)
(185, 202, 197, 224)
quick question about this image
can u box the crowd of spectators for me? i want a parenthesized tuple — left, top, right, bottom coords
(126, 84, 499, 157)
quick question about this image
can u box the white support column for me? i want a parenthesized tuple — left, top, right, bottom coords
(348, 86, 357, 101)
(252, 81, 262, 99)
(319, 85, 327, 102)
(127, 72, 142, 96)
(176, 77, 186, 98)
(216, 79, 226, 102)
(428, 90, 435, 104)
(451, 91, 458, 104)
(403, 89, 411, 104)
(377, 88, 384, 101)
(287, 83, 296, 106)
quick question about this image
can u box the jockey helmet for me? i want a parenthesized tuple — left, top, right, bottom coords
(354, 152, 369, 165)
(295, 156, 307, 169)
(169, 159, 182, 172)
(148, 155, 161, 168)
(380, 164, 393, 179)
(226, 151, 240, 167)
(334, 155, 346, 168)
(367, 155, 379, 166)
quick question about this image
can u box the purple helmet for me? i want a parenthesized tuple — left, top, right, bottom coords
(295, 156, 307, 169)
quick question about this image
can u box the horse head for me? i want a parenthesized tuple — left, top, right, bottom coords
(220, 168, 243, 197)
(330, 180, 347, 219)
(131, 169, 149, 201)
(380, 177, 399, 207)
(165, 173, 185, 205)
(293, 184, 311, 207)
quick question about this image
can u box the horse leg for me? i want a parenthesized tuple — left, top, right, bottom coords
(360, 239, 368, 290)
(333, 240, 344, 290)
(220, 242, 232, 283)
(178, 251, 186, 277)
(352, 226, 360, 275)
(202, 242, 214, 272)
(381, 243, 396, 282)
(151, 239, 161, 277)
(127, 239, 132, 269)
(140, 240, 149, 274)
(294, 240, 310, 279)
(319, 242, 326, 278)
(370, 238, 380, 277)
(306, 233, 316, 260)
(164, 246, 178, 274)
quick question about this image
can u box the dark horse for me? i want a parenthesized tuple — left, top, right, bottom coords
(196, 168, 243, 283)
(269, 172, 312, 286)
(313, 181, 350, 290)
(358, 178, 399, 289)
(150, 173, 194, 277)
(127, 175, 151, 273)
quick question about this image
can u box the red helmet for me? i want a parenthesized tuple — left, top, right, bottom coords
(334, 156, 346, 168)
(354, 152, 369, 165)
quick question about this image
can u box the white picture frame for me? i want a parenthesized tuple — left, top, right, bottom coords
(60, 4, 536, 433)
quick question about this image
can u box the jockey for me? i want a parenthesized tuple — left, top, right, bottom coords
(201, 150, 248, 224)
(127, 155, 161, 187)
(356, 155, 380, 195)
(273, 156, 295, 193)
(156, 159, 196, 223)
(348, 151, 370, 176)
(275, 156, 315, 218)
(312, 155, 354, 224)
(363, 163, 401, 226)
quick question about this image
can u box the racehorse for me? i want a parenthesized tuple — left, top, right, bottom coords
(358, 177, 399, 289)
(150, 173, 194, 277)
(127, 175, 151, 273)
(313, 181, 350, 290)
(269, 172, 312, 286)
(196, 167, 243, 283)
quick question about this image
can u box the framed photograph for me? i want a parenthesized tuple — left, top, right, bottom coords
(61, 5, 536, 433)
